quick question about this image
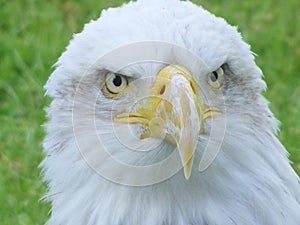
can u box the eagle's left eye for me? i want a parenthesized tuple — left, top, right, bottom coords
(207, 67, 224, 90)
(104, 72, 128, 96)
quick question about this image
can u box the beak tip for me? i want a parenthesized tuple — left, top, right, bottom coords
(184, 170, 191, 180)
(183, 157, 193, 180)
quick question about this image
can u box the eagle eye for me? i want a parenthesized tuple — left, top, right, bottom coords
(207, 67, 224, 90)
(104, 72, 128, 96)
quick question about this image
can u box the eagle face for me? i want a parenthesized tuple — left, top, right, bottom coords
(42, 0, 300, 224)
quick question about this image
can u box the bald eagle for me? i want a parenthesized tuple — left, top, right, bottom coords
(41, 0, 300, 224)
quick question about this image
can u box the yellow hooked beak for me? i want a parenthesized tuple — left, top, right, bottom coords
(114, 65, 221, 179)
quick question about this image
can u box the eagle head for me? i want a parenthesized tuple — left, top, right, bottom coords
(42, 1, 300, 224)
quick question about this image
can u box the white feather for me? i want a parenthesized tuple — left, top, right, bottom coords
(42, 0, 300, 224)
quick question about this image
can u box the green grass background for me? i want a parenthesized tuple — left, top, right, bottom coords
(0, 0, 299, 224)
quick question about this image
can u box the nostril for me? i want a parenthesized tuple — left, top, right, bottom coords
(160, 85, 166, 95)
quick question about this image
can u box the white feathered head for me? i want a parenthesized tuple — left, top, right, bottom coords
(42, 1, 300, 224)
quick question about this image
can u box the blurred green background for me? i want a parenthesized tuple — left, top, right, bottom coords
(0, 0, 299, 224)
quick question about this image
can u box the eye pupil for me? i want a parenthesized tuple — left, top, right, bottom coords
(113, 75, 122, 87)
(211, 71, 218, 82)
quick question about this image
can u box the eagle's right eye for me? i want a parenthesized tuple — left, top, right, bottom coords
(104, 72, 128, 96)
